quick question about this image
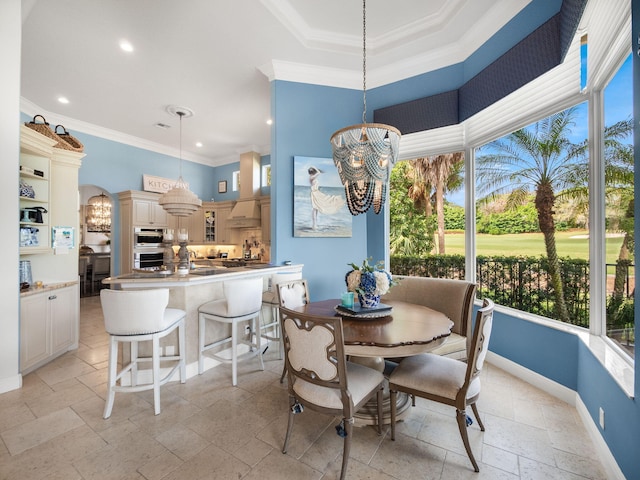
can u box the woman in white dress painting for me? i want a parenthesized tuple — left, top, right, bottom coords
(308, 166, 345, 230)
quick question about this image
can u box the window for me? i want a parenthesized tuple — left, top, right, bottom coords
(603, 53, 634, 357)
(232, 171, 240, 192)
(474, 104, 589, 326)
(388, 0, 633, 382)
(389, 152, 466, 271)
(262, 164, 271, 187)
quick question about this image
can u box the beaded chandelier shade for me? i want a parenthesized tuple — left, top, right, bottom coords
(159, 107, 202, 217)
(330, 0, 401, 215)
(86, 193, 111, 233)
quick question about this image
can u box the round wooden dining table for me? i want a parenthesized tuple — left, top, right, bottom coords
(290, 298, 454, 424)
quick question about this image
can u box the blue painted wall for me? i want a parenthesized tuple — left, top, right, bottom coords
(270, 80, 370, 301)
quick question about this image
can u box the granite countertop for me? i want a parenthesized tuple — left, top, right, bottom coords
(104, 263, 299, 286)
(20, 280, 79, 297)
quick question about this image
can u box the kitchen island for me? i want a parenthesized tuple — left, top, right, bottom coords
(103, 263, 303, 378)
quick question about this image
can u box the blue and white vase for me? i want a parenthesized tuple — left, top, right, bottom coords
(359, 292, 380, 308)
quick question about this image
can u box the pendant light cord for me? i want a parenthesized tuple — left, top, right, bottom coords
(362, 0, 367, 124)
(178, 111, 184, 179)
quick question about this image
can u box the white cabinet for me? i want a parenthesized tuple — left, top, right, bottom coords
(203, 201, 234, 244)
(19, 126, 55, 255)
(167, 207, 204, 244)
(214, 204, 233, 244)
(119, 190, 171, 273)
(133, 198, 168, 227)
(20, 284, 79, 374)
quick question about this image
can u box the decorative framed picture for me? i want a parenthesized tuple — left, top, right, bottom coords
(52, 226, 74, 249)
(218, 180, 227, 193)
(293, 156, 352, 237)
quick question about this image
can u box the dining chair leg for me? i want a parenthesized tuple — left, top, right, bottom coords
(279, 363, 287, 383)
(152, 335, 161, 415)
(282, 397, 295, 454)
(390, 389, 397, 441)
(456, 408, 479, 472)
(376, 388, 383, 435)
(339, 418, 353, 480)
(471, 403, 484, 431)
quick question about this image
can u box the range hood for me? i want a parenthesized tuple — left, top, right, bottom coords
(227, 151, 262, 228)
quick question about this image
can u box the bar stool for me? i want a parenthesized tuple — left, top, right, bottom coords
(260, 272, 302, 359)
(100, 288, 186, 419)
(198, 277, 264, 386)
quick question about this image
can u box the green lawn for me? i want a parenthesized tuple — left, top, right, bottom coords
(444, 230, 626, 265)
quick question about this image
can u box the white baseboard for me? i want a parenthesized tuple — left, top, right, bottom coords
(574, 397, 626, 480)
(0, 373, 22, 394)
(486, 351, 625, 480)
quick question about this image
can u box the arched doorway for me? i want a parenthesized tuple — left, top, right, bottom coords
(79, 184, 112, 296)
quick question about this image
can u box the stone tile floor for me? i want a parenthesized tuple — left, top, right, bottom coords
(0, 295, 608, 479)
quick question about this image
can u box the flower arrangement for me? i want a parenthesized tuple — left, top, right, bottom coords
(345, 258, 397, 308)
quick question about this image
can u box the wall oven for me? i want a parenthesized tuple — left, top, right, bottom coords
(133, 248, 165, 269)
(134, 227, 164, 247)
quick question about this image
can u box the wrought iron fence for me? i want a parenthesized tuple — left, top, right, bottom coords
(390, 255, 634, 329)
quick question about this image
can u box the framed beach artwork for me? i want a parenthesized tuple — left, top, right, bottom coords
(293, 156, 352, 237)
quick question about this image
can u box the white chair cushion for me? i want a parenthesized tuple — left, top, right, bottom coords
(292, 362, 384, 410)
(199, 298, 230, 317)
(101, 289, 183, 335)
(278, 282, 307, 309)
(391, 353, 480, 401)
(200, 278, 263, 318)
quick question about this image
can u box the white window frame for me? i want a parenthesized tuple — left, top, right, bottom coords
(395, 0, 634, 395)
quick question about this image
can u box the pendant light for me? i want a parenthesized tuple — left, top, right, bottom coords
(331, 0, 401, 215)
(86, 192, 111, 232)
(159, 106, 202, 217)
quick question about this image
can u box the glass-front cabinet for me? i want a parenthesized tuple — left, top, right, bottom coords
(204, 205, 215, 243)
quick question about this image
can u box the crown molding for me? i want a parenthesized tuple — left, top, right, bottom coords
(20, 98, 221, 167)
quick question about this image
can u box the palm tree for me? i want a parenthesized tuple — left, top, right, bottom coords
(476, 108, 585, 323)
(568, 118, 634, 302)
(407, 153, 464, 254)
(389, 161, 435, 256)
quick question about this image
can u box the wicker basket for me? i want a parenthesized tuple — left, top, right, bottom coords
(54, 125, 84, 152)
(24, 115, 67, 149)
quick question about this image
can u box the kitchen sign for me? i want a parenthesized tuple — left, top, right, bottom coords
(143, 174, 189, 193)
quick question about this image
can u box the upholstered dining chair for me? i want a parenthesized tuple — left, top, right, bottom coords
(389, 298, 495, 472)
(275, 278, 310, 382)
(198, 277, 264, 386)
(279, 306, 384, 480)
(100, 288, 186, 419)
(382, 276, 477, 359)
(260, 271, 303, 359)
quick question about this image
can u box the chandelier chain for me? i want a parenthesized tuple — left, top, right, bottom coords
(362, 0, 367, 124)
(178, 111, 184, 179)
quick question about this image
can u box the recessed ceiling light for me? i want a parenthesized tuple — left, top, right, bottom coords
(155, 122, 171, 129)
(195, 142, 203, 148)
(266, 118, 273, 125)
(58, 97, 69, 104)
(119, 40, 134, 52)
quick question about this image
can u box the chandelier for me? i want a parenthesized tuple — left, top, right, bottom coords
(86, 193, 111, 232)
(331, 0, 401, 215)
(159, 107, 202, 217)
